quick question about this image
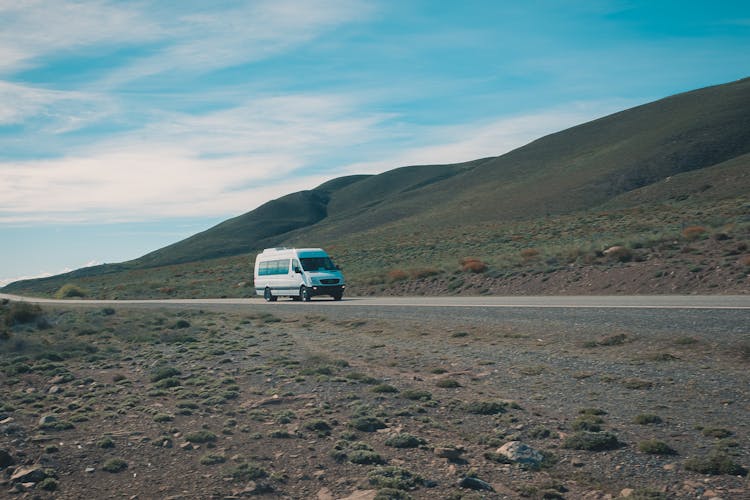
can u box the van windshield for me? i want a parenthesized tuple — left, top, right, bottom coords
(300, 257, 337, 271)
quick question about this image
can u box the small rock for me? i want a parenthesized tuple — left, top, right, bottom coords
(496, 441, 544, 467)
(0, 449, 14, 468)
(316, 487, 334, 500)
(620, 488, 634, 497)
(0, 417, 14, 425)
(48, 375, 67, 385)
(179, 442, 193, 451)
(459, 476, 494, 491)
(10, 466, 47, 484)
(85, 467, 95, 473)
(663, 463, 677, 471)
(38, 415, 57, 426)
(339, 490, 376, 500)
(48, 385, 61, 394)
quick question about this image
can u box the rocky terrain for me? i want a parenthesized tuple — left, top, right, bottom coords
(1, 299, 749, 499)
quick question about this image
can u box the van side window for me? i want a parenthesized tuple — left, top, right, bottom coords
(259, 259, 291, 276)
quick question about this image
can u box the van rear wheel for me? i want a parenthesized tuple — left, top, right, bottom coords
(264, 287, 277, 302)
(300, 286, 311, 302)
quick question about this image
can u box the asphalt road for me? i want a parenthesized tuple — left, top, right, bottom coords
(1, 293, 749, 309)
(3, 292, 748, 350)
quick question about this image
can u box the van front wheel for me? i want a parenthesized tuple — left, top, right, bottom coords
(264, 287, 277, 302)
(300, 286, 311, 302)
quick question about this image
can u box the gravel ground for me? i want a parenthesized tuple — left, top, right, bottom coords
(1, 300, 748, 499)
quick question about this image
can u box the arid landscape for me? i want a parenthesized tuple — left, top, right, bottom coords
(1, 298, 748, 499)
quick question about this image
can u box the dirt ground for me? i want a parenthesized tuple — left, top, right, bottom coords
(1, 301, 749, 499)
(355, 247, 750, 298)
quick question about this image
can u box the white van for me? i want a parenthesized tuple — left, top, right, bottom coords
(254, 247, 346, 301)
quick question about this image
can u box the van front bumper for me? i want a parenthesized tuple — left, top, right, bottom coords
(309, 284, 345, 297)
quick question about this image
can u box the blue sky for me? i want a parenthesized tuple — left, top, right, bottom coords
(1, 1, 749, 286)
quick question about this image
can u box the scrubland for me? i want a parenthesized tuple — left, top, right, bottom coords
(1, 299, 748, 498)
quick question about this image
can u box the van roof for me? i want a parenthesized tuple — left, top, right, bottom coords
(260, 247, 327, 254)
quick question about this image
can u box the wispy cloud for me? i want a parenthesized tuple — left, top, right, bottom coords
(0, 96, 627, 224)
(0, 1, 159, 74)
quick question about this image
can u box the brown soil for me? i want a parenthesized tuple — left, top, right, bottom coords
(355, 238, 750, 297)
(1, 303, 749, 499)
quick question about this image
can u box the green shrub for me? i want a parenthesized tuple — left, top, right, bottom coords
(400, 389, 432, 401)
(464, 400, 507, 415)
(638, 439, 676, 455)
(303, 419, 332, 435)
(371, 384, 399, 394)
(54, 284, 87, 299)
(97, 436, 115, 449)
(579, 408, 607, 416)
(38, 477, 58, 491)
(634, 414, 662, 425)
(435, 378, 461, 388)
(684, 452, 747, 476)
(571, 416, 603, 432)
(562, 431, 622, 451)
(225, 462, 267, 481)
(385, 433, 425, 449)
(150, 366, 181, 382)
(102, 458, 128, 473)
(350, 416, 387, 432)
(154, 377, 181, 389)
(200, 453, 226, 465)
(4, 302, 43, 326)
(702, 427, 733, 439)
(172, 319, 191, 329)
(368, 466, 424, 490)
(349, 449, 386, 465)
(185, 430, 217, 443)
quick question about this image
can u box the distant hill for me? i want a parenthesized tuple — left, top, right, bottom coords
(4, 77, 750, 296)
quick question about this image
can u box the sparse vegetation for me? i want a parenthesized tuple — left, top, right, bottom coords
(562, 431, 622, 451)
(102, 458, 128, 473)
(460, 258, 488, 273)
(0, 298, 747, 498)
(435, 378, 461, 388)
(685, 451, 747, 476)
(638, 439, 676, 455)
(634, 414, 662, 425)
(54, 284, 87, 299)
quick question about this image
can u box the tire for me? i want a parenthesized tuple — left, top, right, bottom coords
(300, 286, 311, 302)
(332, 292, 343, 301)
(264, 287, 277, 302)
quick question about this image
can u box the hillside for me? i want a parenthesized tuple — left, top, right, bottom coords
(4, 78, 750, 298)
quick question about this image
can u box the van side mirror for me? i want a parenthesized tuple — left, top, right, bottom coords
(294, 267, 302, 274)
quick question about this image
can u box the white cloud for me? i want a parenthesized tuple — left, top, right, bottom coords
(0, 81, 114, 131)
(0, 97, 630, 225)
(0, 1, 160, 74)
(93, 0, 373, 87)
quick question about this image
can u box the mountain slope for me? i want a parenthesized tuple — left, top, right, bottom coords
(305, 77, 750, 241)
(3, 77, 750, 295)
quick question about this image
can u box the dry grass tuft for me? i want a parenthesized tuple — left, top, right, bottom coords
(460, 258, 488, 273)
(682, 225, 707, 240)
